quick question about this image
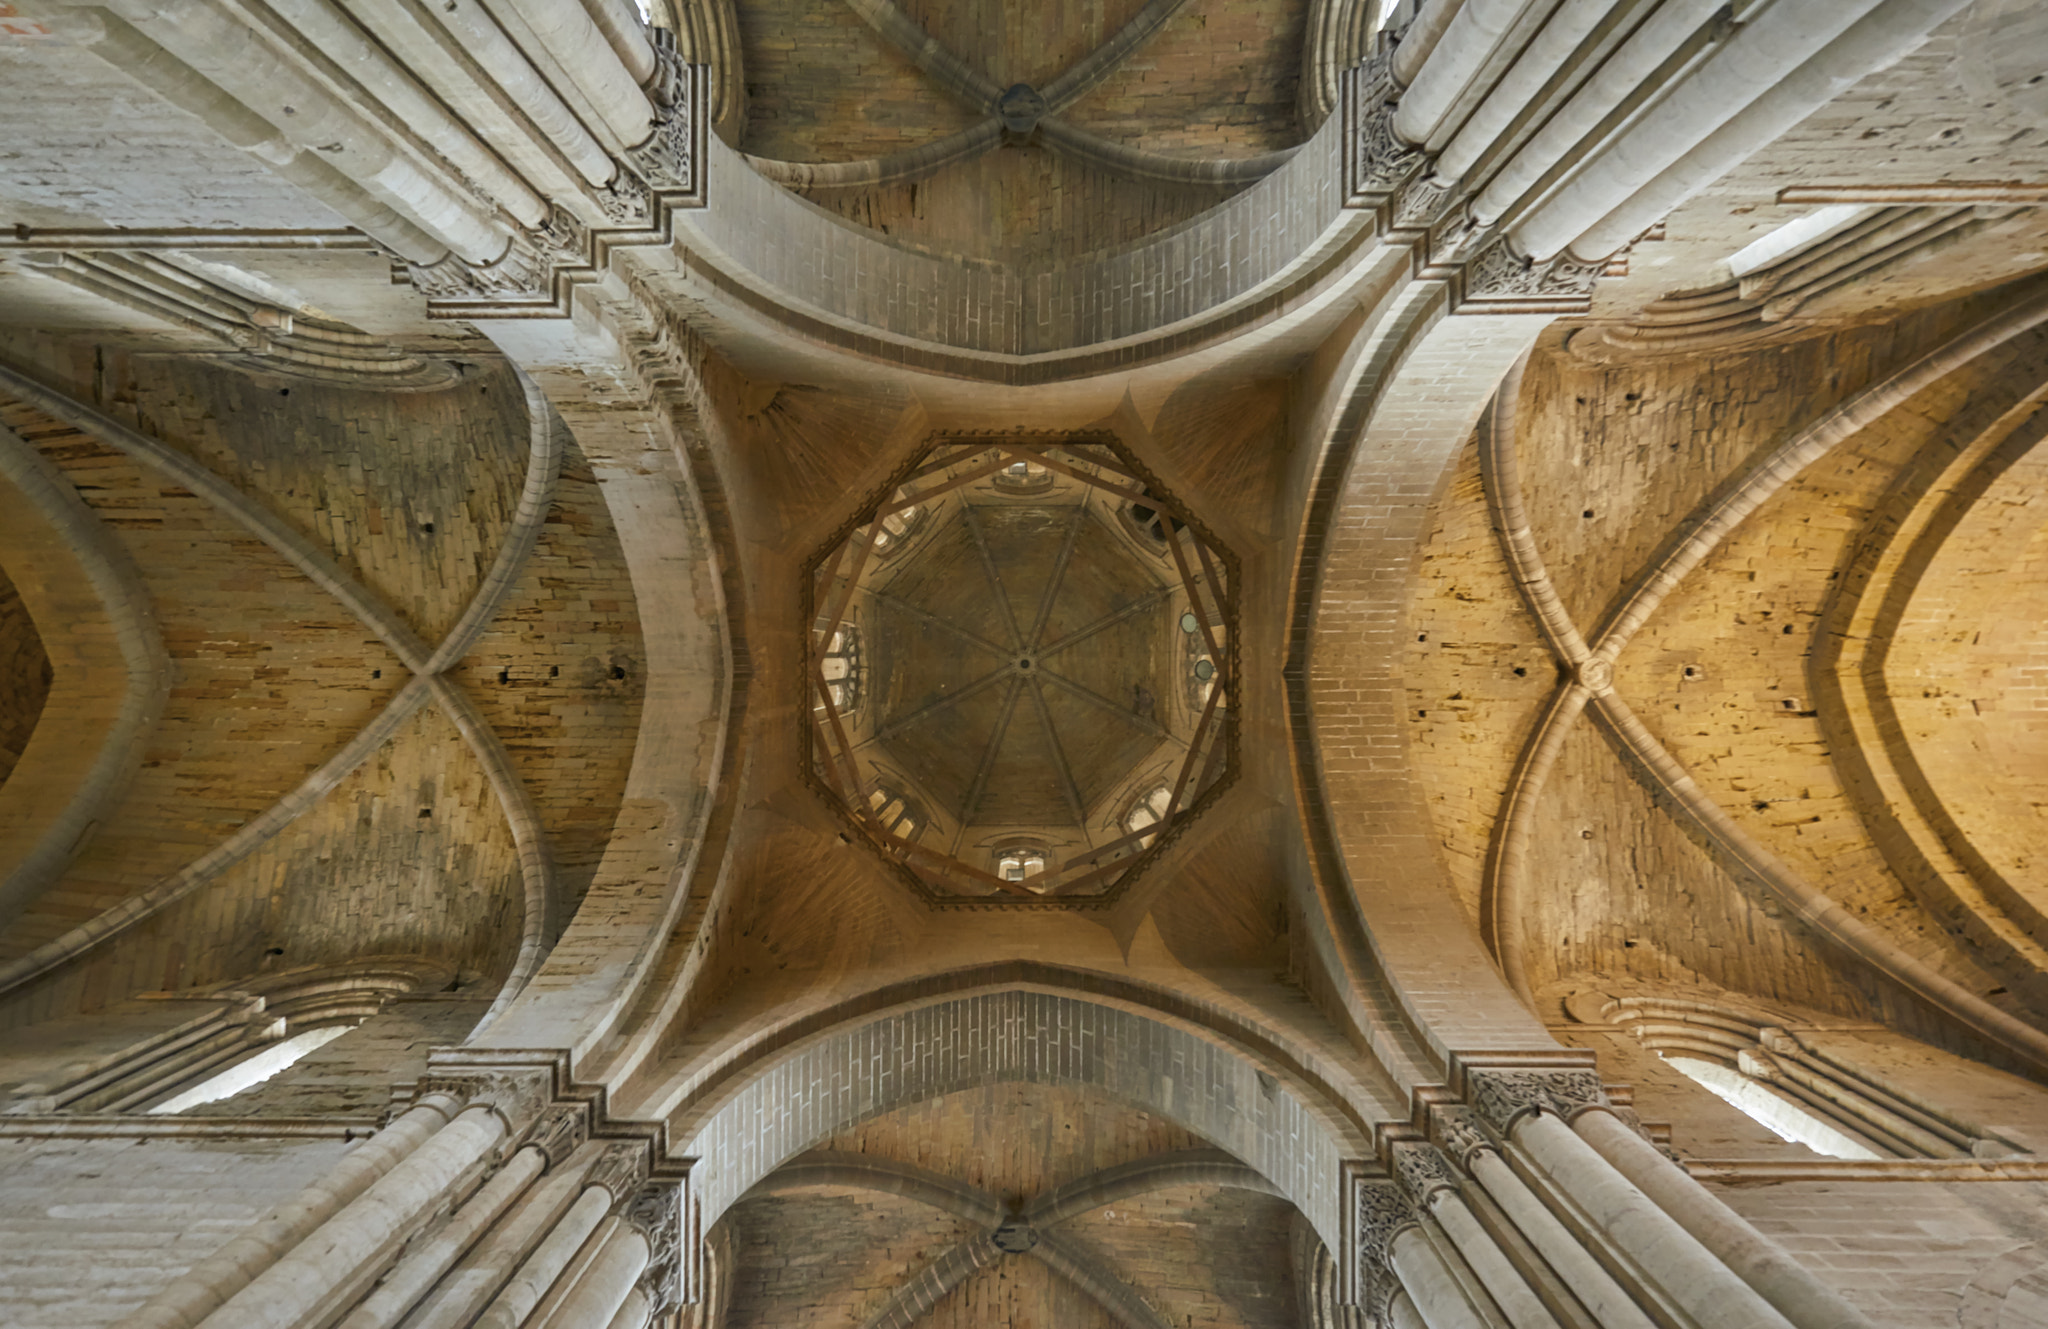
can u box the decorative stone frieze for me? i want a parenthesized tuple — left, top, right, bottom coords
(1389, 1141, 1460, 1205)
(1468, 1068, 1609, 1132)
(1341, 57, 1422, 205)
(1432, 1106, 1495, 1168)
(1392, 175, 1455, 231)
(1459, 237, 1606, 313)
(586, 1142, 653, 1202)
(523, 1104, 589, 1168)
(1336, 61, 1619, 314)
(627, 1177, 687, 1315)
(405, 236, 550, 304)
(1352, 1177, 1419, 1318)
(405, 32, 707, 318)
(413, 1065, 553, 1136)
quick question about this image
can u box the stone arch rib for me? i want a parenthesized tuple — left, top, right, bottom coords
(1474, 287, 2048, 1073)
(0, 420, 171, 925)
(0, 363, 561, 1014)
(672, 986, 1356, 1254)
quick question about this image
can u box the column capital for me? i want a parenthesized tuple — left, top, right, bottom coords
(1431, 1105, 1494, 1167)
(1389, 1141, 1461, 1205)
(522, 1104, 590, 1168)
(412, 1065, 554, 1137)
(587, 1142, 653, 1203)
(1352, 1175, 1421, 1317)
(626, 1176, 688, 1317)
(1468, 1068, 1610, 1133)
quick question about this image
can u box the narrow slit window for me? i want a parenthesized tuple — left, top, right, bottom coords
(149, 1024, 356, 1115)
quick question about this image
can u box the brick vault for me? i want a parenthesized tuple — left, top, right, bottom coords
(0, 1, 2047, 1327)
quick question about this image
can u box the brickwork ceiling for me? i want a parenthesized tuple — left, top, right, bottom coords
(7, 4, 2048, 1326)
(735, 0, 1309, 260)
(0, 566, 51, 793)
(806, 437, 1236, 904)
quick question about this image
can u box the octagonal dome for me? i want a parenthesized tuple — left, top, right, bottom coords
(804, 436, 1237, 905)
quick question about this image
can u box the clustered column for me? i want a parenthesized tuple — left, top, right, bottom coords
(113, 1069, 688, 1329)
(1348, 1070, 1878, 1329)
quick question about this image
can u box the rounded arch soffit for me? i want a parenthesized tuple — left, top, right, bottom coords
(666, 971, 1371, 1252)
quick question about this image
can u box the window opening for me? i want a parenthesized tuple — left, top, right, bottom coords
(1659, 1054, 1883, 1160)
(817, 624, 863, 714)
(1121, 489, 1183, 547)
(866, 501, 924, 555)
(866, 785, 923, 842)
(148, 1023, 356, 1115)
(1726, 205, 1872, 277)
(995, 846, 1048, 884)
(994, 459, 1053, 492)
(1123, 783, 1173, 850)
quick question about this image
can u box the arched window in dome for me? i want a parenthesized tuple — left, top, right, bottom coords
(994, 844, 1048, 886)
(865, 784, 926, 843)
(817, 623, 862, 715)
(864, 501, 924, 557)
(1122, 783, 1173, 851)
(994, 458, 1053, 492)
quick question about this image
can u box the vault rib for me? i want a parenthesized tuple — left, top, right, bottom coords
(1035, 668, 1171, 742)
(870, 588, 1013, 659)
(869, 663, 1016, 743)
(1026, 677, 1089, 828)
(962, 503, 1026, 650)
(1035, 585, 1173, 659)
(956, 677, 1025, 844)
(1025, 506, 1085, 649)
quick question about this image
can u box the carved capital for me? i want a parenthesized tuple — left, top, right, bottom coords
(586, 1141, 652, 1203)
(599, 172, 654, 227)
(1460, 237, 1607, 310)
(532, 205, 588, 265)
(1389, 1141, 1459, 1205)
(1342, 56, 1423, 205)
(1433, 1106, 1494, 1167)
(414, 1066, 553, 1135)
(1353, 1178, 1418, 1315)
(1393, 174, 1456, 230)
(627, 1177, 685, 1315)
(523, 1104, 588, 1168)
(622, 39, 705, 202)
(406, 235, 551, 304)
(1468, 1069, 1609, 1133)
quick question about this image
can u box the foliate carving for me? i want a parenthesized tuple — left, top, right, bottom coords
(1433, 1106, 1494, 1167)
(405, 235, 550, 303)
(586, 1142, 651, 1202)
(627, 108, 697, 194)
(1462, 237, 1606, 305)
(600, 172, 653, 227)
(414, 1066, 552, 1134)
(1393, 175, 1454, 229)
(1342, 56, 1422, 204)
(1389, 1142, 1459, 1204)
(1468, 1069, 1609, 1132)
(1353, 1179, 1418, 1316)
(523, 1105, 588, 1167)
(627, 1178, 684, 1315)
(532, 205, 587, 264)
(623, 39, 700, 196)
(644, 25, 690, 110)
